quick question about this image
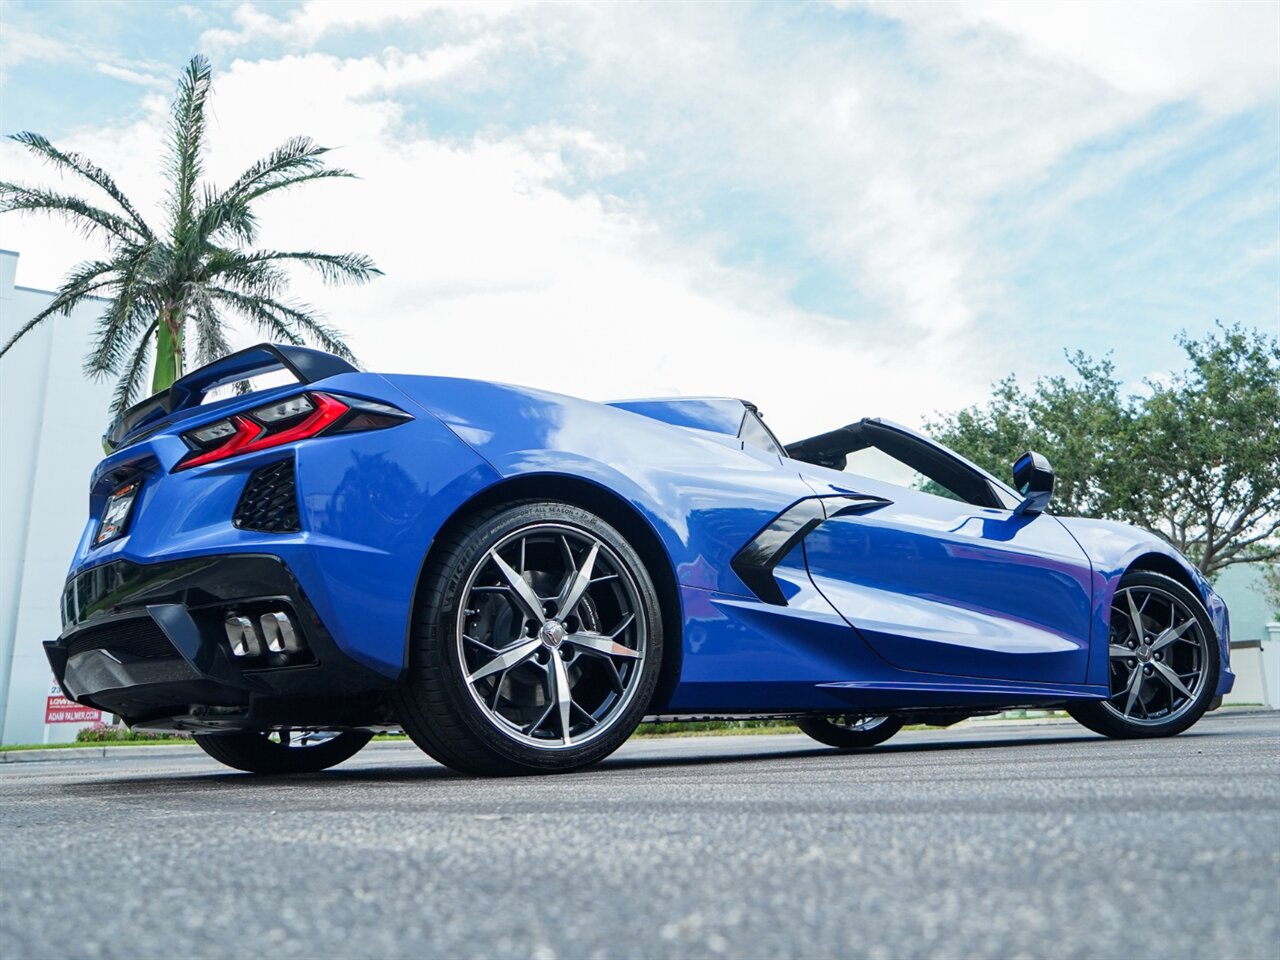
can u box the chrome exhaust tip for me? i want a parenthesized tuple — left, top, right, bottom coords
(259, 611, 305, 654)
(224, 615, 264, 657)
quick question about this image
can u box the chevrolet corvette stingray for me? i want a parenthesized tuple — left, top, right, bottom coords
(48, 344, 1233, 775)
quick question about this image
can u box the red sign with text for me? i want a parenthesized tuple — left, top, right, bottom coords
(45, 695, 101, 724)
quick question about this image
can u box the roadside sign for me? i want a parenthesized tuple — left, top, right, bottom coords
(45, 678, 100, 724)
(45, 695, 100, 724)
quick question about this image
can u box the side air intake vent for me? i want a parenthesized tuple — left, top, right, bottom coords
(233, 458, 301, 533)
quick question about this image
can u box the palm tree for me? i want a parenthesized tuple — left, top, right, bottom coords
(0, 55, 381, 412)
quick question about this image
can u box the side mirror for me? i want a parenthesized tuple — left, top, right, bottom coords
(1012, 450, 1054, 516)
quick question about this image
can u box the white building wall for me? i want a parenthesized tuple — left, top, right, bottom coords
(0, 249, 116, 744)
(1214, 563, 1280, 709)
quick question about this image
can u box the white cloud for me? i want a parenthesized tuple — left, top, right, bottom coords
(3, 3, 1276, 437)
(0, 47, 995, 439)
(938, 0, 1280, 114)
(94, 62, 168, 89)
(200, 0, 526, 51)
(0, 23, 171, 87)
(187, 2, 1280, 357)
(0, 26, 73, 73)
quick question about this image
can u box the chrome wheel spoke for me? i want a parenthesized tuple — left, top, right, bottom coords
(1125, 589, 1146, 642)
(525, 700, 556, 738)
(1153, 660, 1194, 700)
(554, 539, 599, 618)
(489, 548, 545, 624)
(1151, 619, 1195, 652)
(566, 630, 640, 661)
(467, 637, 541, 683)
(834, 715, 887, 732)
(273, 728, 339, 749)
(603, 659, 625, 694)
(548, 652, 575, 746)
(1109, 644, 1132, 659)
(1121, 665, 1144, 718)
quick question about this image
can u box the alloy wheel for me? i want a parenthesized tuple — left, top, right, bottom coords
(265, 729, 342, 748)
(827, 715, 891, 732)
(455, 522, 648, 749)
(1102, 585, 1210, 726)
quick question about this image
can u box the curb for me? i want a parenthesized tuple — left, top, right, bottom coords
(0, 738, 422, 766)
(0, 743, 203, 764)
(3, 710, 1275, 765)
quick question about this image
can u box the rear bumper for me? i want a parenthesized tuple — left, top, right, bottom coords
(47, 555, 396, 730)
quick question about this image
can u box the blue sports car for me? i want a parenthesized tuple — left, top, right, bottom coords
(49, 343, 1234, 775)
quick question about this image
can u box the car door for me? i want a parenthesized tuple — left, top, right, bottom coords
(787, 419, 1094, 685)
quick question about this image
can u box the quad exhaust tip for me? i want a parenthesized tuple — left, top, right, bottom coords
(259, 611, 304, 654)
(224, 615, 263, 657)
(223, 611, 306, 657)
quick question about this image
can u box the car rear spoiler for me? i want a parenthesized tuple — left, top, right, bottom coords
(103, 343, 358, 451)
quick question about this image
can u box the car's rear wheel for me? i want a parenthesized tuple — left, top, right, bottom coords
(1067, 571, 1218, 739)
(796, 714, 904, 749)
(194, 729, 372, 773)
(393, 501, 664, 776)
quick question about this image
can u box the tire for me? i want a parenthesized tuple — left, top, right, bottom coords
(796, 714, 904, 749)
(1068, 570, 1219, 739)
(194, 729, 372, 773)
(392, 501, 664, 776)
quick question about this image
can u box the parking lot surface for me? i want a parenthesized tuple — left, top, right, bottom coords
(1, 711, 1276, 959)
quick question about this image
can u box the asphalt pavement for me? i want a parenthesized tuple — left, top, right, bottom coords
(1, 711, 1277, 960)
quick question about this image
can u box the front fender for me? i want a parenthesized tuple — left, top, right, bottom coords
(1057, 518, 1233, 695)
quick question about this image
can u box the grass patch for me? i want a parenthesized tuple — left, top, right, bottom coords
(634, 719, 800, 738)
(76, 725, 191, 744)
(1, 737, 192, 752)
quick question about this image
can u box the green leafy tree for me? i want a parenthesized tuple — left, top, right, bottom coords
(1260, 564, 1280, 619)
(926, 323, 1280, 579)
(0, 55, 380, 412)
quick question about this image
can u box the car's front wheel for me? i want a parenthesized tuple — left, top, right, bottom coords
(393, 501, 664, 776)
(796, 714, 904, 749)
(1068, 570, 1219, 739)
(194, 729, 372, 773)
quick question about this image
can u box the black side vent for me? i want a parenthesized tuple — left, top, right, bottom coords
(67, 617, 175, 661)
(234, 458, 301, 533)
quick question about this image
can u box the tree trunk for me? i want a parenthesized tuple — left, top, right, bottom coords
(151, 306, 183, 394)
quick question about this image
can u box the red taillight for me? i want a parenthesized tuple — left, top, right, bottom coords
(175, 393, 356, 471)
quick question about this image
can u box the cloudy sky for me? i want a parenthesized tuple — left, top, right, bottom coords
(1, 0, 1277, 441)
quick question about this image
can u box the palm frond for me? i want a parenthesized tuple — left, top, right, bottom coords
(237, 167, 356, 205)
(0, 259, 121, 357)
(207, 286, 359, 365)
(195, 187, 257, 245)
(84, 249, 159, 376)
(192, 313, 233, 368)
(205, 285, 307, 346)
(200, 167, 355, 244)
(166, 55, 213, 235)
(232, 250, 382, 285)
(7, 132, 154, 239)
(110, 321, 158, 413)
(214, 136, 332, 205)
(203, 249, 287, 296)
(271, 306, 356, 362)
(181, 280, 235, 368)
(0, 182, 143, 243)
